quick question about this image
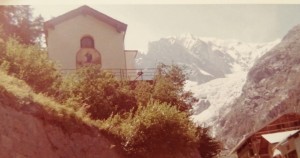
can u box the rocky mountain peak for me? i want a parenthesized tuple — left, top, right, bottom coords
(137, 34, 279, 84)
(218, 24, 300, 148)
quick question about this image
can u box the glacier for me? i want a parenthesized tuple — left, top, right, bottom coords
(137, 34, 280, 128)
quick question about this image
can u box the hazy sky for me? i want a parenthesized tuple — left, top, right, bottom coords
(4, 1, 300, 52)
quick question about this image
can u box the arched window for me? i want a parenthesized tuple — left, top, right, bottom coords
(80, 36, 94, 48)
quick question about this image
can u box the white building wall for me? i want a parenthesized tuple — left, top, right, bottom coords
(46, 14, 126, 70)
(125, 50, 137, 70)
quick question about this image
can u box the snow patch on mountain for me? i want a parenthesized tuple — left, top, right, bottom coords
(197, 67, 214, 77)
(186, 72, 247, 126)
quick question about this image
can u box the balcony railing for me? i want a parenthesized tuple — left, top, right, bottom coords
(61, 68, 157, 81)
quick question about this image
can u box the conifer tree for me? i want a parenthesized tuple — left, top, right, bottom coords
(0, 5, 43, 45)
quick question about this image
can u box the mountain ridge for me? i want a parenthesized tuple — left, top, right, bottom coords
(137, 34, 280, 83)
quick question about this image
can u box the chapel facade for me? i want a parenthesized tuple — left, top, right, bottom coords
(44, 5, 137, 79)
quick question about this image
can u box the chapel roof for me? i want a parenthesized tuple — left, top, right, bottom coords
(44, 5, 127, 33)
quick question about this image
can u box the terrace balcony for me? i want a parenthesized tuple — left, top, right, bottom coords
(61, 68, 157, 81)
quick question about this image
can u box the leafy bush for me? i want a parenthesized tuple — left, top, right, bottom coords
(101, 101, 199, 158)
(58, 66, 136, 120)
(57, 63, 197, 120)
(0, 38, 61, 94)
(133, 81, 153, 106)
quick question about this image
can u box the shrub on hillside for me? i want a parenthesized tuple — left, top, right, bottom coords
(133, 81, 153, 106)
(58, 63, 197, 120)
(0, 38, 61, 94)
(56, 64, 220, 157)
(101, 101, 199, 158)
(58, 66, 136, 120)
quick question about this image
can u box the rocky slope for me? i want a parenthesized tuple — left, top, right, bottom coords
(0, 104, 120, 158)
(217, 24, 300, 148)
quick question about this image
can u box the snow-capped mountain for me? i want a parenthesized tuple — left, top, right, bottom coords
(137, 34, 280, 83)
(137, 34, 280, 132)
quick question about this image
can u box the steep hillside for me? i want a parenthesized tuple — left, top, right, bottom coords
(0, 71, 121, 158)
(218, 24, 300, 148)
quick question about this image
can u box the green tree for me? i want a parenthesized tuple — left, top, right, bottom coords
(143, 63, 198, 112)
(133, 81, 153, 106)
(58, 66, 136, 120)
(0, 5, 43, 45)
(102, 102, 199, 158)
(197, 127, 222, 158)
(0, 38, 61, 94)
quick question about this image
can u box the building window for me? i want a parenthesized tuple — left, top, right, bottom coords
(81, 36, 94, 48)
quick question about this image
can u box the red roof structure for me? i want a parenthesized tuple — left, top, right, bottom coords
(230, 112, 300, 157)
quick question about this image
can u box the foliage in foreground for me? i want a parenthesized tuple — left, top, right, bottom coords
(100, 102, 199, 158)
(0, 68, 221, 158)
(57, 66, 136, 120)
(0, 70, 92, 128)
(57, 64, 198, 120)
(0, 38, 61, 94)
(55, 64, 219, 157)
